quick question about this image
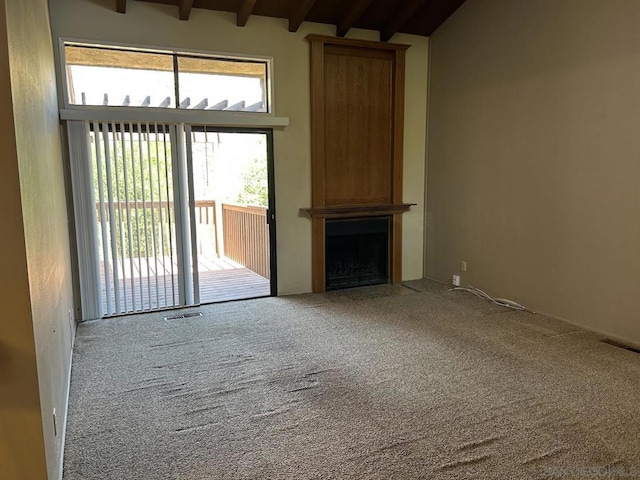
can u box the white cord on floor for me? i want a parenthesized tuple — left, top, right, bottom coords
(448, 285, 535, 313)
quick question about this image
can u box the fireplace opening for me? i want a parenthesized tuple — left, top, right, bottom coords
(325, 217, 390, 290)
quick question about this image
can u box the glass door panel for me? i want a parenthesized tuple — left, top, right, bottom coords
(188, 128, 274, 303)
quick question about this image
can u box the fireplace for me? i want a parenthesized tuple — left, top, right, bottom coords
(303, 36, 413, 292)
(325, 217, 390, 290)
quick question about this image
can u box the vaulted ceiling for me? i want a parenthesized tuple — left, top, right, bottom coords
(115, 0, 466, 41)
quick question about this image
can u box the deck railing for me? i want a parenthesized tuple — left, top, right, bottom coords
(96, 200, 218, 255)
(192, 200, 217, 255)
(96, 200, 269, 279)
(222, 203, 270, 279)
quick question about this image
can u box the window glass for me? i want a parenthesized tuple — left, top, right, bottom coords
(64, 45, 270, 113)
(177, 57, 267, 112)
(65, 46, 176, 108)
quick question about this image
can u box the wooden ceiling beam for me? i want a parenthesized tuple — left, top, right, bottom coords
(336, 0, 374, 37)
(179, 0, 194, 21)
(380, 0, 428, 42)
(237, 0, 257, 27)
(115, 0, 126, 14)
(289, 0, 318, 33)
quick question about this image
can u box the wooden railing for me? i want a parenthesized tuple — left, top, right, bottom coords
(95, 200, 270, 280)
(222, 203, 270, 279)
(193, 200, 217, 255)
(194, 200, 216, 225)
(96, 200, 216, 224)
(96, 200, 218, 255)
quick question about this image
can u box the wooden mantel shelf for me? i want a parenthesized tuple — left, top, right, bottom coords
(302, 203, 415, 219)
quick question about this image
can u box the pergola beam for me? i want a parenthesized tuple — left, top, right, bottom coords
(336, 0, 373, 37)
(380, 0, 427, 42)
(179, 0, 194, 21)
(115, 0, 126, 14)
(237, 0, 257, 26)
(289, 0, 318, 33)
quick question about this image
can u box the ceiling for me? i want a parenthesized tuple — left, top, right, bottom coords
(116, 0, 466, 41)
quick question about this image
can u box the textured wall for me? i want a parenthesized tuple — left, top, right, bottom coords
(49, 0, 429, 293)
(427, 0, 640, 344)
(2, 0, 76, 477)
(0, 4, 48, 476)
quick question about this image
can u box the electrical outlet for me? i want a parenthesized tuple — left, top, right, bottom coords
(461, 261, 467, 271)
(452, 275, 461, 287)
(53, 408, 58, 437)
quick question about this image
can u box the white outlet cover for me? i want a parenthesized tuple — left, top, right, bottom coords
(452, 275, 461, 286)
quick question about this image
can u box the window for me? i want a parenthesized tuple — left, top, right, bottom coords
(177, 57, 266, 112)
(63, 44, 270, 113)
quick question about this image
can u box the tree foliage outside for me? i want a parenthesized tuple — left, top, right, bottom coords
(92, 129, 175, 260)
(236, 157, 268, 207)
(91, 129, 269, 261)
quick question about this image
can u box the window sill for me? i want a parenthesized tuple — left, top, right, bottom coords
(60, 107, 289, 128)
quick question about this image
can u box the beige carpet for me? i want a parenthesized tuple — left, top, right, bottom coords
(63, 280, 640, 479)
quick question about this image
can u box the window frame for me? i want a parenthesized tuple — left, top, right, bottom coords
(57, 38, 288, 128)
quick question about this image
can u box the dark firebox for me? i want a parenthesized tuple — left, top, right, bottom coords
(325, 217, 390, 290)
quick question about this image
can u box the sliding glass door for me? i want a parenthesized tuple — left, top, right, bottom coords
(69, 122, 276, 320)
(186, 128, 275, 304)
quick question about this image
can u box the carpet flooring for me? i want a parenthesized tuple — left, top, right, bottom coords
(63, 280, 640, 479)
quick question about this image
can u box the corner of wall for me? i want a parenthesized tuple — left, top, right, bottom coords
(5, 0, 77, 478)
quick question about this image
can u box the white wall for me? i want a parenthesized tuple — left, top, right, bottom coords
(0, 7, 48, 474)
(427, 0, 640, 345)
(49, 0, 429, 293)
(0, 0, 76, 478)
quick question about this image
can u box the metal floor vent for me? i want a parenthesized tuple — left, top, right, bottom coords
(164, 312, 203, 321)
(600, 339, 640, 354)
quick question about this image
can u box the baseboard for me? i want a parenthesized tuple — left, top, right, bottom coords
(423, 275, 640, 350)
(534, 310, 640, 351)
(57, 320, 76, 480)
(422, 276, 450, 287)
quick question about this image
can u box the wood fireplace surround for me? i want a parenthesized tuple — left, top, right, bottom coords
(303, 35, 414, 293)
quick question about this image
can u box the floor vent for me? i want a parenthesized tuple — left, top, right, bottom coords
(164, 312, 203, 321)
(600, 339, 640, 354)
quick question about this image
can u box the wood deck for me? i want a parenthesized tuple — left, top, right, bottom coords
(101, 253, 270, 316)
(198, 268, 270, 303)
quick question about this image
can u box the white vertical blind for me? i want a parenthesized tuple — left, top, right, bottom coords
(172, 124, 197, 306)
(184, 126, 200, 305)
(87, 121, 182, 316)
(68, 121, 102, 320)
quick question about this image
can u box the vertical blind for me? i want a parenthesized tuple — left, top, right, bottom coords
(89, 122, 180, 316)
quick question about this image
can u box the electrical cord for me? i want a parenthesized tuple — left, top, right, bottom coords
(448, 285, 535, 313)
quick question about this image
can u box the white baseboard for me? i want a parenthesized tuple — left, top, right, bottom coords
(57, 320, 76, 480)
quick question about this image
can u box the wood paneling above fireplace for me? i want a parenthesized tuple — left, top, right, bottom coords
(323, 45, 395, 205)
(304, 35, 412, 293)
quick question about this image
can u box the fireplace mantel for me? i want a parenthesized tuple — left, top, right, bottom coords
(302, 203, 414, 219)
